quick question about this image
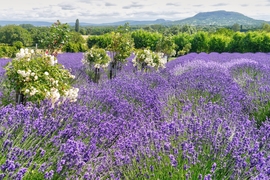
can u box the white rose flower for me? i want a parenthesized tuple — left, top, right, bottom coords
(49, 55, 55, 66)
(29, 87, 38, 96)
(25, 48, 29, 54)
(94, 64, 100, 68)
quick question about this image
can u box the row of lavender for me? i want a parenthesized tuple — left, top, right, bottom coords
(0, 52, 269, 179)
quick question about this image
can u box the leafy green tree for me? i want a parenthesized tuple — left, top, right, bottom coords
(19, 24, 35, 31)
(232, 23, 241, 32)
(12, 41, 24, 50)
(214, 28, 234, 36)
(190, 31, 209, 53)
(108, 23, 134, 79)
(0, 44, 17, 58)
(39, 20, 71, 56)
(0, 25, 33, 46)
(181, 25, 197, 34)
(156, 34, 177, 62)
(69, 31, 85, 44)
(208, 35, 230, 53)
(261, 32, 270, 52)
(87, 33, 112, 49)
(75, 19, 79, 32)
(79, 27, 87, 35)
(131, 29, 162, 51)
(262, 23, 270, 32)
(85, 26, 116, 35)
(227, 32, 245, 52)
(150, 24, 166, 33)
(173, 32, 192, 54)
(62, 31, 87, 52)
(30, 27, 50, 48)
(178, 43, 192, 56)
(241, 32, 262, 52)
(166, 25, 180, 35)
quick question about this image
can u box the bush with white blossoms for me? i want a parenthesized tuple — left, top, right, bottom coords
(82, 47, 111, 83)
(82, 47, 111, 68)
(4, 48, 78, 107)
(133, 48, 166, 71)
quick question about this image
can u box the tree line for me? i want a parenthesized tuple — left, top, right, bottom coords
(87, 26, 270, 57)
(0, 22, 270, 58)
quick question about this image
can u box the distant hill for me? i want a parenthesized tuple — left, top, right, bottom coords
(0, 19, 171, 27)
(0, 10, 269, 27)
(171, 10, 267, 26)
(0, 21, 53, 26)
(97, 19, 171, 26)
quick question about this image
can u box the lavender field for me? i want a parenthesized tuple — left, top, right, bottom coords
(0, 52, 270, 179)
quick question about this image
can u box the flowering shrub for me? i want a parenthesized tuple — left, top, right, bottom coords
(81, 47, 111, 83)
(156, 34, 177, 61)
(82, 47, 111, 69)
(133, 48, 166, 71)
(39, 20, 70, 56)
(4, 48, 78, 106)
(107, 23, 134, 79)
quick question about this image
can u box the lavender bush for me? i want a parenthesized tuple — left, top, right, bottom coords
(0, 52, 269, 179)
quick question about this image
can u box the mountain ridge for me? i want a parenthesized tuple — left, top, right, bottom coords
(0, 10, 269, 27)
(171, 10, 267, 26)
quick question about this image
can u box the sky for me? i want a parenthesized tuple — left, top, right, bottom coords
(0, 0, 270, 24)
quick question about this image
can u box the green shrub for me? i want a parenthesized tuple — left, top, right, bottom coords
(13, 41, 24, 50)
(63, 42, 87, 52)
(0, 44, 17, 58)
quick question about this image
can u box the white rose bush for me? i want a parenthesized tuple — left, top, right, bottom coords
(4, 48, 78, 107)
(82, 47, 111, 83)
(3, 21, 79, 107)
(133, 48, 166, 72)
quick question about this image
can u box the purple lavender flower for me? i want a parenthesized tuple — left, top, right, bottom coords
(44, 170, 54, 180)
(169, 154, 178, 167)
(211, 162, 217, 173)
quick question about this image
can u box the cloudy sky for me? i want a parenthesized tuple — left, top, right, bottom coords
(1, 0, 270, 24)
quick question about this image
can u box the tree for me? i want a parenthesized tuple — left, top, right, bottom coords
(155, 34, 177, 62)
(262, 23, 270, 32)
(232, 23, 241, 32)
(75, 19, 79, 32)
(190, 31, 209, 53)
(208, 35, 230, 53)
(261, 33, 270, 52)
(227, 32, 245, 52)
(19, 24, 35, 31)
(30, 27, 50, 48)
(0, 25, 33, 46)
(62, 31, 87, 53)
(79, 27, 87, 35)
(131, 29, 162, 51)
(181, 25, 197, 34)
(108, 23, 134, 79)
(87, 33, 112, 49)
(173, 32, 192, 54)
(39, 20, 71, 56)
